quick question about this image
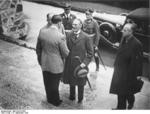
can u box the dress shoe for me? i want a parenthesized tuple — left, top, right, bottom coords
(96, 67, 99, 71)
(78, 99, 83, 104)
(48, 99, 62, 106)
(112, 108, 119, 110)
(112, 107, 126, 110)
(69, 96, 75, 101)
(128, 104, 134, 109)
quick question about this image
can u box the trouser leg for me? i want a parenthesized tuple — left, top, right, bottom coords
(94, 52, 99, 71)
(50, 73, 61, 103)
(127, 94, 135, 109)
(69, 85, 75, 100)
(117, 94, 127, 109)
(43, 71, 52, 102)
(78, 85, 84, 102)
(43, 71, 61, 106)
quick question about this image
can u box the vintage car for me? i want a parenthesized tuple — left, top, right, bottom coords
(93, 8, 149, 58)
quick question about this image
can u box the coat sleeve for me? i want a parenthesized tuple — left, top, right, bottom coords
(129, 42, 143, 78)
(36, 31, 42, 65)
(59, 36, 70, 59)
(83, 37, 94, 66)
(93, 20, 100, 47)
(134, 43, 143, 76)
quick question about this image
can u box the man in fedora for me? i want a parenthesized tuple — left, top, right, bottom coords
(63, 18, 93, 103)
(60, 4, 76, 31)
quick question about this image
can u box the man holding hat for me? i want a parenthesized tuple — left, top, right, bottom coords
(63, 18, 93, 103)
(60, 4, 76, 31)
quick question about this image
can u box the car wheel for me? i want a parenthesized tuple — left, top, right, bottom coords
(99, 22, 117, 43)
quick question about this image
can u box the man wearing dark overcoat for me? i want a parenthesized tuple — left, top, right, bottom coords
(63, 18, 93, 103)
(36, 15, 69, 106)
(82, 9, 100, 71)
(110, 23, 143, 109)
(60, 4, 76, 31)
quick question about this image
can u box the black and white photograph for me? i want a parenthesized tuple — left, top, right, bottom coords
(0, 0, 149, 112)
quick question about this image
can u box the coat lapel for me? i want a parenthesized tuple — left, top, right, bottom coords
(118, 36, 134, 55)
(71, 31, 83, 44)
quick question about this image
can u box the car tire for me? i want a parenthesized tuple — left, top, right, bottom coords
(99, 22, 117, 43)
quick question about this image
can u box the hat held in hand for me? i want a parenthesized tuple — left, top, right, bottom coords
(74, 65, 89, 78)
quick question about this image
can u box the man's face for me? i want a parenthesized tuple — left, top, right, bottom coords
(64, 9, 70, 14)
(85, 12, 93, 20)
(122, 24, 132, 38)
(72, 19, 82, 32)
(47, 14, 52, 25)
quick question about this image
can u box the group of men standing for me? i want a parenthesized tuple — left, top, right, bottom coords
(36, 4, 143, 109)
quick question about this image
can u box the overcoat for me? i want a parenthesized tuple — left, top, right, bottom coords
(60, 13, 76, 30)
(63, 30, 93, 86)
(110, 35, 143, 95)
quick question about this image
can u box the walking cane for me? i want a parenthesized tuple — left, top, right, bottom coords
(94, 47, 107, 70)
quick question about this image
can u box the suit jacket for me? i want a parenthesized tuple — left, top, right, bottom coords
(60, 13, 76, 30)
(110, 35, 143, 95)
(63, 30, 93, 86)
(36, 25, 69, 74)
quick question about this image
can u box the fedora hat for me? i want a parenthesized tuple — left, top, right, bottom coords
(74, 65, 89, 78)
(64, 4, 71, 10)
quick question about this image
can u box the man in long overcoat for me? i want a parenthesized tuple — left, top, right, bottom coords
(110, 23, 143, 109)
(63, 18, 93, 103)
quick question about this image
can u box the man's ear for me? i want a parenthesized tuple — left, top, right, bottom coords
(57, 22, 61, 28)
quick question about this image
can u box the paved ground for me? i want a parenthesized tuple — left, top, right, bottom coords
(0, 36, 150, 110)
(0, 1, 150, 110)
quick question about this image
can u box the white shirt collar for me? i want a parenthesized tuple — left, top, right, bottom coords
(51, 25, 58, 30)
(65, 13, 71, 17)
(74, 30, 81, 35)
(73, 30, 81, 38)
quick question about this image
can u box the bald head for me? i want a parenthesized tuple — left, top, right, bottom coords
(123, 23, 137, 33)
(46, 13, 53, 26)
(122, 23, 137, 38)
(72, 18, 83, 32)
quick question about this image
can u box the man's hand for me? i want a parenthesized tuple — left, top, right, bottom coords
(94, 53, 98, 57)
(94, 46, 98, 51)
(113, 42, 120, 48)
(80, 63, 86, 68)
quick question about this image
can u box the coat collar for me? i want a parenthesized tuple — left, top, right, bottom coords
(50, 25, 59, 31)
(64, 13, 71, 17)
(70, 30, 83, 44)
(118, 35, 135, 54)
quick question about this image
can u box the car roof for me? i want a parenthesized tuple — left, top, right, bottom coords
(127, 8, 150, 22)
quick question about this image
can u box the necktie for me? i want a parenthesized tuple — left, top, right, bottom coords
(73, 33, 78, 40)
(67, 15, 69, 20)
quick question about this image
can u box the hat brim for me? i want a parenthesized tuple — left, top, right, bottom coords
(74, 65, 89, 78)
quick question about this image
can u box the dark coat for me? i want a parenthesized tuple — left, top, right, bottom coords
(63, 30, 93, 86)
(60, 13, 76, 30)
(110, 35, 143, 95)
